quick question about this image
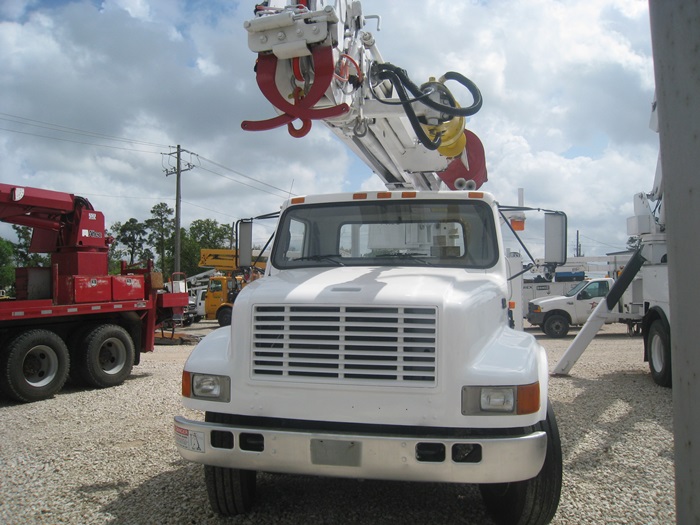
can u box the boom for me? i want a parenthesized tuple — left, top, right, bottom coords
(242, 0, 487, 191)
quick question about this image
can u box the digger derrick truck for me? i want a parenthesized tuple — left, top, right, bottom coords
(0, 183, 189, 403)
(175, 2, 564, 524)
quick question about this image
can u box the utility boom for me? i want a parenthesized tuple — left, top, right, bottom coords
(0, 183, 189, 403)
(242, 0, 487, 191)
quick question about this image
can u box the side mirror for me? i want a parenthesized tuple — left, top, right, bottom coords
(544, 212, 567, 266)
(237, 220, 253, 267)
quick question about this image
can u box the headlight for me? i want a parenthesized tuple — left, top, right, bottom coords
(480, 387, 515, 412)
(531, 305, 541, 313)
(462, 382, 540, 415)
(182, 371, 230, 402)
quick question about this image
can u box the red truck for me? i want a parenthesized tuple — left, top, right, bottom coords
(0, 183, 189, 403)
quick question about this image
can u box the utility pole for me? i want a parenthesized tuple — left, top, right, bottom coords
(164, 145, 195, 274)
(649, 2, 700, 522)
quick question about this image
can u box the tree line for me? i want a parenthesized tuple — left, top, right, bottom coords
(0, 202, 233, 294)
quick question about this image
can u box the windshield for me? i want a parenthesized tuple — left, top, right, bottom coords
(271, 199, 499, 269)
(565, 281, 589, 297)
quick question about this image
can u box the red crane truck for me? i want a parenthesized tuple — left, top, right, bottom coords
(0, 183, 189, 403)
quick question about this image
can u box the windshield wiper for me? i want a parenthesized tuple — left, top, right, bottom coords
(375, 252, 434, 265)
(291, 254, 345, 266)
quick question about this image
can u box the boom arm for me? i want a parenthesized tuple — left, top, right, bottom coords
(0, 182, 109, 255)
(242, 0, 487, 191)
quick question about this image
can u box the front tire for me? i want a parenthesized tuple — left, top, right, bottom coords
(647, 320, 671, 387)
(78, 324, 135, 388)
(205, 466, 256, 517)
(217, 306, 232, 327)
(0, 329, 70, 403)
(480, 402, 563, 525)
(544, 314, 569, 338)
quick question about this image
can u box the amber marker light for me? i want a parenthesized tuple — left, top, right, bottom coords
(468, 192, 484, 199)
(182, 371, 192, 398)
(401, 191, 417, 198)
(377, 192, 392, 199)
(353, 193, 368, 200)
(517, 382, 540, 414)
(290, 197, 305, 204)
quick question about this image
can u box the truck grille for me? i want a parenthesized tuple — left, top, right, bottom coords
(252, 305, 438, 386)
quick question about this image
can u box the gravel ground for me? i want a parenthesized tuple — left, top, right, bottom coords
(0, 321, 675, 524)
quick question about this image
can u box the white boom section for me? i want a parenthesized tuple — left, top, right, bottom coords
(242, 0, 487, 192)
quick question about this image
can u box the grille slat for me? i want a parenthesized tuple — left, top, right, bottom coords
(252, 305, 437, 386)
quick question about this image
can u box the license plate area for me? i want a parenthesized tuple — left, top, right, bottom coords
(310, 439, 361, 467)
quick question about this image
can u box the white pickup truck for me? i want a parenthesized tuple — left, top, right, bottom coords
(527, 278, 617, 337)
(175, 190, 566, 525)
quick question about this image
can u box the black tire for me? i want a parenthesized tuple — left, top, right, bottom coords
(78, 324, 135, 388)
(480, 402, 563, 525)
(205, 465, 256, 516)
(544, 314, 569, 338)
(0, 329, 70, 403)
(182, 317, 194, 327)
(217, 306, 232, 327)
(647, 320, 672, 387)
(194, 315, 203, 323)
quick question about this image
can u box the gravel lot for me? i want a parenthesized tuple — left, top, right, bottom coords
(0, 321, 675, 524)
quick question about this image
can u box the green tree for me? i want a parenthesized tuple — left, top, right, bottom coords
(0, 237, 15, 291)
(144, 203, 174, 273)
(12, 225, 51, 267)
(189, 219, 232, 249)
(115, 218, 148, 265)
(178, 228, 202, 278)
(106, 222, 126, 273)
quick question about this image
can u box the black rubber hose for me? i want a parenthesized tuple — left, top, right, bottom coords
(374, 67, 441, 150)
(374, 63, 483, 117)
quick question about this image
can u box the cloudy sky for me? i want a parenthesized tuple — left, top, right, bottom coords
(1, 0, 656, 259)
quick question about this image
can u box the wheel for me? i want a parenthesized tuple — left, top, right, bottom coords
(217, 306, 232, 327)
(78, 324, 135, 388)
(543, 314, 569, 338)
(204, 465, 256, 516)
(480, 402, 563, 525)
(182, 317, 194, 327)
(194, 315, 203, 323)
(647, 320, 671, 387)
(0, 329, 70, 403)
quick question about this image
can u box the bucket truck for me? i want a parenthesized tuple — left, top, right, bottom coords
(175, 3, 565, 524)
(0, 183, 189, 403)
(553, 98, 671, 387)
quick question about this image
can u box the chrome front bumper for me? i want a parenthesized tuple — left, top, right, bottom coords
(174, 416, 547, 484)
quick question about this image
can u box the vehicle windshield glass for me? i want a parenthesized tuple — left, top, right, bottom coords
(271, 199, 499, 269)
(565, 281, 588, 297)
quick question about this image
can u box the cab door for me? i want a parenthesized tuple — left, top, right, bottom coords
(572, 280, 610, 323)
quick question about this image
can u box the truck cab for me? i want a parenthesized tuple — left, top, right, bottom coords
(175, 190, 564, 524)
(527, 278, 614, 337)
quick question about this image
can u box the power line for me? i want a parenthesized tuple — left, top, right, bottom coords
(0, 126, 163, 154)
(2, 112, 294, 200)
(194, 153, 296, 197)
(0, 112, 170, 148)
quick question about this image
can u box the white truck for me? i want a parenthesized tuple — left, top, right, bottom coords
(552, 97, 671, 387)
(527, 278, 617, 338)
(175, 2, 565, 524)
